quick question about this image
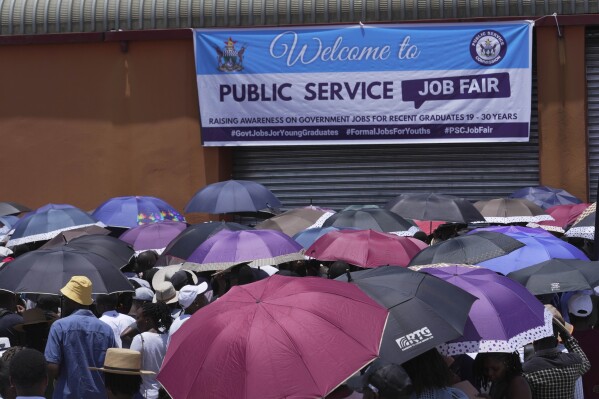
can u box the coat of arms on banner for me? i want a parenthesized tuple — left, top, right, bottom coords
(214, 37, 246, 72)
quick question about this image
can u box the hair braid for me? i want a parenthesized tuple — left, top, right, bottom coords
(142, 302, 173, 333)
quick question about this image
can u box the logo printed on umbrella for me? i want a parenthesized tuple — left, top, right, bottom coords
(551, 282, 561, 291)
(395, 327, 434, 351)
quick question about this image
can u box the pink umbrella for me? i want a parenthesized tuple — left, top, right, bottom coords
(306, 229, 427, 268)
(529, 203, 591, 233)
(119, 221, 187, 254)
(158, 275, 388, 399)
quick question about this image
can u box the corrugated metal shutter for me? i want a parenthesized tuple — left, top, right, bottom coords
(232, 67, 540, 210)
(587, 30, 599, 202)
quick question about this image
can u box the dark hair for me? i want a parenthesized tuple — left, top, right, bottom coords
(328, 261, 351, 279)
(1, 347, 24, 363)
(104, 371, 142, 396)
(473, 352, 523, 393)
(96, 293, 118, 308)
(0, 360, 10, 398)
(141, 302, 172, 333)
(136, 251, 159, 274)
(365, 364, 413, 399)
(9, 348, 47, 391)
(402, 349, 452, 394)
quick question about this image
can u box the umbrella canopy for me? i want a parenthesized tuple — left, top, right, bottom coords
(510, 186, 583, 209)
(474, 198, 554, 224)
(0, 215, 19, 236)
(528, 203, 591, 233)
(49, 235, 135, 269)
(408, 231, 525, 266)
(322, 208, 420, 236)
(342, 205, 381, 211)
(0, 202, 30, 217)
(385, 193, 485, 224)
(412, 264, 553, 354)
(7, 204, 102, 247)
(468, 226, 588, 274)
(306, 229, 426, 268)
(158, 275, 388, 399)
(507, 259, 599, 295)
(0, 247, 134, 295)
(292, 226, 354, 249)
(336, 266, 476, 364)
(181, 229, 305, 272)
(185, 179, 282, 214)
(40, 225, 112, 249)
(255, 208, 335, 237)
(565, 203, 596, 240)
(119, 221, 188, 254)
(92, 196, 185, 228)
(155, 222, 252, 266)
(412, 220, 448, 235)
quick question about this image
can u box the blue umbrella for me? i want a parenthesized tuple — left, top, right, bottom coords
(92, 196, 185, 228)
(292, 227, 356, 249)
(469, 226, 589, 274)
(0, 215, 19, 234)
(185, 180, 282, 214)
(510, 186, 582, 209)
(7, 204, 102, 247)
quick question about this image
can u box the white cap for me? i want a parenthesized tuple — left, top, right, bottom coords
(568, 293, 593, 317)
(133, 287, 154, 302)
(178, 283, 209, 310)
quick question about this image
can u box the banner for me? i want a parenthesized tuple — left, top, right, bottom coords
(193, 21, 533, 146)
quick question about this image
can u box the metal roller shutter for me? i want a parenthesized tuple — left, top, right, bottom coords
(233, 69, 539, 210)
(587, 30, 599, 202)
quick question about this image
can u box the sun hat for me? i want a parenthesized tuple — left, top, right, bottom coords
(153, 282, 178, 304)
(178, 283, 209, 310)
(14, 308, 53, 332)
(89, 348, 155, 375)
(60, 276, 93, 306)
(568, 293, 594, 317)
(133, 287, 154, 302)
(152, 264, 198, 290)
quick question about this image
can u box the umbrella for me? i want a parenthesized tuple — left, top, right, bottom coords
(306, 229, 426, 268)
(385, 193, 485, 224)
(0, 202, 30, 217)
(7, 204, 102, 247)
(342, 205, 381, 211)
(181, 229, 305, 272)
(0, 247, 134, 295)
(119, 221, 188, 254)
(255, 208, 335, 237)
(0, 215, 19, 237)
(92, 196, 185, 228)
(408, 231, 525, 266)
(566, 203, 596, 240)
(40, 225, 112, 249)
(335, 266, 476, 364)
(507, 259, 599, 295)
(510, 186, 583, 209)
(474, 198, 554, 224)
(185, 179, 282, 214)
(158, 275, 388, 399)
(528, 203, 591, 233)
(412, 220, 448, 235)
(155, 222, 252, 266)
(55, 235, 135, 269)
(412, 264, 553, 354)
(292, 226, 354, 249)
(468, 226, 588, 274)
(322, 208, 420, 237)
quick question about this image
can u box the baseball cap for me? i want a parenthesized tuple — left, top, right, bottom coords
(568, 293, 593, 317)
(133, 287, 154, 302)
(178, 283, 209, 310)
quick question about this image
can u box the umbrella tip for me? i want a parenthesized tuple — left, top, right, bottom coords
(346, 269, 352, 282)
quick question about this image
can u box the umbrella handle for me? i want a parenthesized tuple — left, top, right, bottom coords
(346, 270, 352, 282)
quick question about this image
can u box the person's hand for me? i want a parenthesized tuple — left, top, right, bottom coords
(552, 316, 571, 339)
(16, 304, 25, 314)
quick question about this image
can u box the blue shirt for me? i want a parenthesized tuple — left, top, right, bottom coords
(44, 309, 116, 399)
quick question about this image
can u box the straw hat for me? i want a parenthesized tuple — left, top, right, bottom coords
(60, 276, 93, 306)
(89, 348, 155, 375)
(153, 282, 178, 304)
(14, 308, 54, 332)
(152, 265, 198, 290)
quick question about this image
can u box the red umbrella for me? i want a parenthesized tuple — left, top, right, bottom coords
(158, 275, 388, 399)
(306, 229, 427, 268)
(412, 219, 446, 235)
(530, 203, 591, 233)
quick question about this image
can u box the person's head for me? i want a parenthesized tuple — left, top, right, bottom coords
(96, 293, 118, 314)
(0, 292, 17, 312)
(327, 261, 351, 279)
(401, 349, 453, 393)
(474, 352, 522, 390)
(60, 276, 93, 316)
(0, 360, 13, 399)
(178, 284, 209, 315)
(117, 292, 133, 316)
(8, 348, 47, 397)
(363, 364, 413, 399)
(90, 348, 153, 399)
(135, 251, 159, 274)
(35, 294, 60, 314)
(136, 302, 172, 334)
(15, 308, 52, 353)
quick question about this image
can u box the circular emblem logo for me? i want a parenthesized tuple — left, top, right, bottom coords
(470, 30, 507, 66)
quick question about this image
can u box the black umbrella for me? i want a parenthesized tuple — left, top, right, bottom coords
(322, 208, 419, 236)
(336, 266, 476, 364)
(408, 231, 525, 266)
(44, 234, 135, 269)
(385, 193, 485, 223)
(155, 222, 252, 266)
(0, 247, 134, 295)
(507, 258, 599, 295)
(185, 180, 282, 214)
(0, 202, 30, 217)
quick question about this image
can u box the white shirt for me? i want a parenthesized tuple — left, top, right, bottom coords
(130, 332, 168, 399)
(167, 313, 191, 347)
(100, 310, 135, 348)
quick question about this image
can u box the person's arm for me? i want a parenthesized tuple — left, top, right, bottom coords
(508, 375, 532, 399)
(47, 363, 60, 380)
(554, 318, 591, 375)
(44, 324, 62, 380)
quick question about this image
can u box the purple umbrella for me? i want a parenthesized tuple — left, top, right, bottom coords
(92, 196, 185, 228)
(182, 229, 305, 272)
(412, 264, 553, 355)
(119, 221, 188, 254)
(468, 226, 588, 274)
